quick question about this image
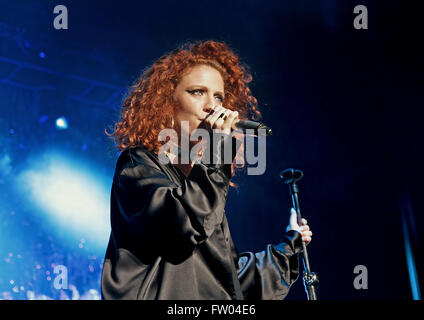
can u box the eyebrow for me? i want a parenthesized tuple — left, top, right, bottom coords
(187, 85, 224, 96)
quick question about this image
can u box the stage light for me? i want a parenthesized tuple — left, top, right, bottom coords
(55, 117, 68, 130)
(17, 152, 110, 250)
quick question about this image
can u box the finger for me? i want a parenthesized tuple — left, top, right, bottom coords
(220, 110, 235, 133)
(300, 225, 310, 232)
(225, 110, 239, 124)
(210, 107, 227, 128)
(214, 116, 225, 131)
(218, 109, 231, 124)
(203, 108, 216, 121)
(289, 208, 298, 227)
(301, 218, 307, 225)
(302, 236, 312, 243)
(205, 106, 224, 130)
(229, 111, 240, 131)
(287, 208, 301, 233)
(301, 230, 312, 237)
(222, 109, 233, 122)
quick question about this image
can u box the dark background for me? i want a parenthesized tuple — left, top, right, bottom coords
(0, 0, 422, 299)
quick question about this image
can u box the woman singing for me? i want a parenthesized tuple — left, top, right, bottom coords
(101, 40, 312, 300)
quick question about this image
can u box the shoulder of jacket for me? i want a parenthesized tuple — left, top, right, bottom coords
(115, 145, 162, 176)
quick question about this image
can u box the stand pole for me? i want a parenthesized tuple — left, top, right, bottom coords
(281, 168, 319, 300)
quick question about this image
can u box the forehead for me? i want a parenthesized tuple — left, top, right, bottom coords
(178, 65, 224, 89)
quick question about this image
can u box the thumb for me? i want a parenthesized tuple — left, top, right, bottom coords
(288, 208, 301, 232)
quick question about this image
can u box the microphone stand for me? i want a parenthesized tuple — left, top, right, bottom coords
(280, 168, 319, 300)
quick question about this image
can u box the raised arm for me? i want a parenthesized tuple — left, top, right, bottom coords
(111, 136, 241, 263)
(111, 149, 228, 261)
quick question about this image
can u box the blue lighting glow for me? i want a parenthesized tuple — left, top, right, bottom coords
(402, 212, 422, 300)
(16, 152, 110, 249)
(39, 115, 48, 123)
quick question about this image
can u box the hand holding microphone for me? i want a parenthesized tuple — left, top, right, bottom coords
(203, 105, 272, 136)
(202, 105, 239, 135)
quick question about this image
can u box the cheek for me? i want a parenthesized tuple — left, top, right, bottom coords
(174, 100, 200, 125)
(179, 96, 201, 114)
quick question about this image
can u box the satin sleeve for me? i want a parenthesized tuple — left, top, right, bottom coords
(112, 136, 241, 261)
(233, 230, 304, 300)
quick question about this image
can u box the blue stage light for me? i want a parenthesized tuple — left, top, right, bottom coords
(17, 152, 110, 250)
(55, 117, 68, 130)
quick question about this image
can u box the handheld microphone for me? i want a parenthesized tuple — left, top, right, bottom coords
(233, 120, 272, 136)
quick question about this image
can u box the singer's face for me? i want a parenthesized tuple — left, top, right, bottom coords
(173, 64, 224, 135)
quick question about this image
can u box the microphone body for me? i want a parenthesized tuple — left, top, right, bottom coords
(233, 120, 272, 136)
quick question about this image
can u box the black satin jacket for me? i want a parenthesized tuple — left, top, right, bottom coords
(101, 138, 304, 300)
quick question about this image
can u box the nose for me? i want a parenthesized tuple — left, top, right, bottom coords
(203, 95, 215, 113)
(203, 104, 214, 114)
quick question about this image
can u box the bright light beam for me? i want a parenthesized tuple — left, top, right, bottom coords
(17, 152, 110, 249)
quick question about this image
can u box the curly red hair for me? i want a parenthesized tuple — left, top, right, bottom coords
(106, 40, 261, 184)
